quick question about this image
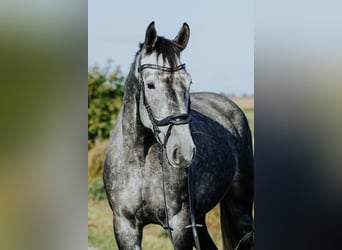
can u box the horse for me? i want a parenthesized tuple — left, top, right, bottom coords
(103, 22, 254, 250)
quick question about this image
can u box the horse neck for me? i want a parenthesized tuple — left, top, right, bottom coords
(121, 65, 149, 151)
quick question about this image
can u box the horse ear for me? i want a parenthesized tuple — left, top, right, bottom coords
(144, 21, 157, 52)
(173, 23, 190, 51)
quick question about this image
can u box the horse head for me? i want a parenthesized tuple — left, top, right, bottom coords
(135, 22, 195, 168)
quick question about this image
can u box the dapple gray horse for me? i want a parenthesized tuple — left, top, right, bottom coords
(104, 22, 254, 250)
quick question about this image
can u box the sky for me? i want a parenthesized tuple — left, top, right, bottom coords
(88, 0, 254, 96)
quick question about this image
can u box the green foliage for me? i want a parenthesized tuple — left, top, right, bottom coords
(88, 65, 124, 149)
(88, 177, 107, 201)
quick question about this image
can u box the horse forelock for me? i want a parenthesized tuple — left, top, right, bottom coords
(135, 36, 181, 69)
(125, 36, 181, 106)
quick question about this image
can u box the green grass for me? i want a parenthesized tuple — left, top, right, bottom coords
(88, 177, 107, 201)
(88, 198, 173, 250)
(88, 109, 254, 250)
(88, 199, 117, 250)
(88, 227, 117, 250)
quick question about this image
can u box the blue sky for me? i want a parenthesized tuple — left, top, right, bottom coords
(88, 0, 254, 96)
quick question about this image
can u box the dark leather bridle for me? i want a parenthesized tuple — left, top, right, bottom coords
(137, 60, 204, 249)
(137, 62, 191, 145)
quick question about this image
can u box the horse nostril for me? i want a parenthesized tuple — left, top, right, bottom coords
(172, 147, 181, 164)
(192, 147, 196, 160)
(171, 146, 194, 168)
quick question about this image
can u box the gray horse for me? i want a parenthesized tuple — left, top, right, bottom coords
(104, 22, 254, 250)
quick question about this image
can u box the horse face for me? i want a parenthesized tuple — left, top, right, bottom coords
(138, 51, 195, 168)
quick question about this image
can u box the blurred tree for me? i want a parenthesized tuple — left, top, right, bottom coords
(88, 65, 124, 149)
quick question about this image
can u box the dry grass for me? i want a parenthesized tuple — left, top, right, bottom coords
(206, 205, 223, 249)
(229, 96, 254, 109)
(88, 139, 109, 178)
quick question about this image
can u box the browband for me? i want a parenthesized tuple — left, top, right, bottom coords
(138, 64, 186, 73)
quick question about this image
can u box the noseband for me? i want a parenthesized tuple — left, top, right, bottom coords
(137, 62, 191, 145)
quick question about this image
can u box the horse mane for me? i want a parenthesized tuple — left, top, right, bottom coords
(136, 36, 181, 68)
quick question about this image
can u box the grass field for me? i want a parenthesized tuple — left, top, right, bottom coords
(88, 107, 254, 250)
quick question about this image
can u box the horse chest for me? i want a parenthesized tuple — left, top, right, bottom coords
(113, 170, 143, 206)
(140, 159, 188, 221)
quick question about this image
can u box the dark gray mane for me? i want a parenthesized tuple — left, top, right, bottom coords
(136, 36, 181, 68)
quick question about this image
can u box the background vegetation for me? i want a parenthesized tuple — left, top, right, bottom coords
(88, 65, 124, 150)
(88, 65, 254, 250)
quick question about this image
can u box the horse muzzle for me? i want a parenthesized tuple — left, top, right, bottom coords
(164, 124, 196, 168)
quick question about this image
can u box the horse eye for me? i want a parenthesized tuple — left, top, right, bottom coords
(147, 83, 155, 89)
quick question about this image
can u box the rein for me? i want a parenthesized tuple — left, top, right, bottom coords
(137, 60, 202, 249)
